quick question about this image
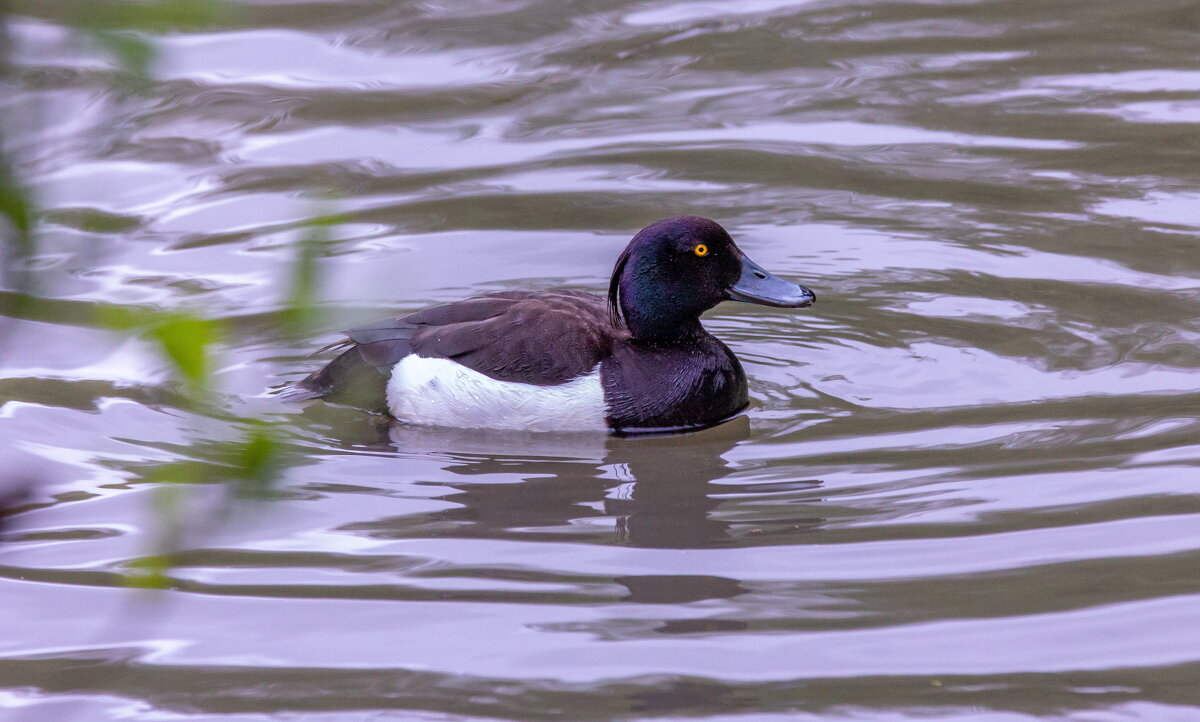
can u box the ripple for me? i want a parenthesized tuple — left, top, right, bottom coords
(5, 0, 1200, 718)
(624, 0, 824, 26)
(157, 29, 524, 89)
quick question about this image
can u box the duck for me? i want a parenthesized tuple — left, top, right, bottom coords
(287, 216, 815, 435)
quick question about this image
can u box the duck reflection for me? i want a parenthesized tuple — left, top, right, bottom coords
(605, 420, 752, 549)
(378, 416, 824, 551)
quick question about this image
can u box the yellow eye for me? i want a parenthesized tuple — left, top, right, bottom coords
(694, 244, 708, 257)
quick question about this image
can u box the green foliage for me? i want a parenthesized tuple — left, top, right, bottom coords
(90, 29, 157, 80)
(100, 307, 221, 397)
(283, 226, 325, 339)
(88, 208, 338, 590)
(20, 0, 234, 83)
(0, 161, 34, 275)
(125, 484, 184, 590)
(283, 210, 344, 337)
(2, 0, 323, 594)
(0, 157, 38, 313)
(231, 422, 283, 499)
(0, 165, 32, 244)
(125, 555, 174, 590)
(148, 313, 216, 393)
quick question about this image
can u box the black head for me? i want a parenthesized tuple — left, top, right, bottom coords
(608, 216, 815, 341)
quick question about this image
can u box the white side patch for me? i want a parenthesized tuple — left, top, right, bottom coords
(387, 356, 608, 432)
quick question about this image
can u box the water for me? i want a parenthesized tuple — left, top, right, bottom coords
(2, 0, 1199, 719)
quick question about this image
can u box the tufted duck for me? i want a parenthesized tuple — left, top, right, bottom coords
(287, 216, 815, 434)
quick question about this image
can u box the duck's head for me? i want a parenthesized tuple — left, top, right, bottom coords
(608, 216, 816, 341)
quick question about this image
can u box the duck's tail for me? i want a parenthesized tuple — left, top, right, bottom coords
(280, 341, 390, 412)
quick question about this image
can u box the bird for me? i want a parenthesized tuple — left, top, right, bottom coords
(286, 215, 815, 435)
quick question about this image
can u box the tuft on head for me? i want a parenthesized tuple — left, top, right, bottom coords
(607, 244, 633, 327)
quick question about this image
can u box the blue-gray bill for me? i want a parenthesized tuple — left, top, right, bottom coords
(727, 255, 816, 308)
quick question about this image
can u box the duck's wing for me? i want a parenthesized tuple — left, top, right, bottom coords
(287, 291, 618, 410)
(406, 291, 617, 386)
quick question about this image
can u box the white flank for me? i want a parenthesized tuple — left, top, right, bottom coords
(386, 356, 608, 432)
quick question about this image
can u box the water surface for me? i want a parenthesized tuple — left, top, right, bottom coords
(2, 0, 1200, 719)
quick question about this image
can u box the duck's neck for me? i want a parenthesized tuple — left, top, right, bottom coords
(619, 277, 710, 344)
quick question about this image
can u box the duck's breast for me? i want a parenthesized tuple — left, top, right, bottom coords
(600, 336, 748, 433)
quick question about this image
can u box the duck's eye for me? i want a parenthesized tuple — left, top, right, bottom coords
(693, 244, 709, 257)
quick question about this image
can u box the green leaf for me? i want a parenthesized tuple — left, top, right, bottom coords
(125, 556, 173, 590)
(126, 483, 185, 590)
(1, 159, 38, 302)
(231, 423, 283, 497)
(93, 30, 157, 80)
(61, 0, 233, 82)
(283, 230, 322, 336)
(97, 304, 149, 331)
(100, 307, 220, 391)
(0, 167, 33, 242)
(148, 314, 215, 387)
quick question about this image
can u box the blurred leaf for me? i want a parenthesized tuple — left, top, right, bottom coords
(0, 164, 33, 244)
(148, 313, 215, 389)
(125, 555, 173, 590)
(282, 226, 324, 338)
(97, 304, 150, 331)
(281, 209, 344, 338)
(237, 425, 279, 479)
(0, 157, 37, 309)
(56, 0, 232, 82)
(151, 478, 183, 516)
(125, 483, 185, 590)
(307, 212, 350, 228)
(140, 459, 208, 486)
(231, 423, 283, 498)
(100, 307, 221, 394)
(91, 30, 156, 80)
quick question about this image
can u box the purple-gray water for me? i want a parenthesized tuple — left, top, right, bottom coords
(2, 1, 1199, 720)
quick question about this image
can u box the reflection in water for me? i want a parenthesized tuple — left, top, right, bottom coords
(609, 423, 751, 550)
(369, 416, 825, 552)
(0, 481, 33, 535)
(379, 417, 825, 608)
(606, 418, 823, 549)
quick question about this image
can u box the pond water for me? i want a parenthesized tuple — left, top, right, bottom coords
(2, 0, 1200, 719)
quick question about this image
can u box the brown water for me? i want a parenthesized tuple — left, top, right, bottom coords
(3, 1, 1200, 719)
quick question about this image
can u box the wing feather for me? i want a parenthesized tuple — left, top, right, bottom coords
(289, 291, 621, 407)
